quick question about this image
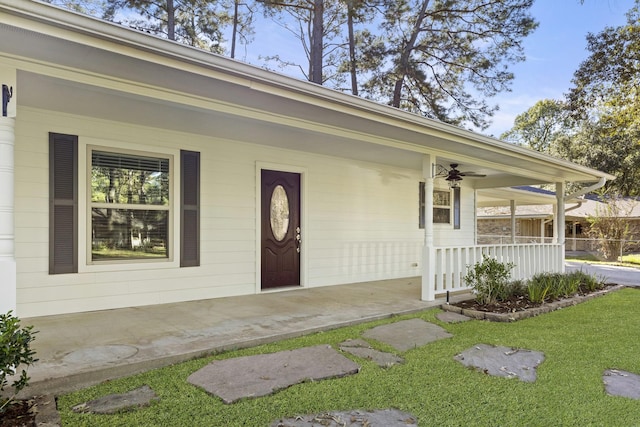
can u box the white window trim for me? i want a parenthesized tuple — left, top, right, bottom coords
(78, 139, 181, 273)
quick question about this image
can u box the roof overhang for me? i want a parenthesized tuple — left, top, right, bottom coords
(0, 0, 616, 189)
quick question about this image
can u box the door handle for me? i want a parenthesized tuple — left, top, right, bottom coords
(296, 227, 301, 252)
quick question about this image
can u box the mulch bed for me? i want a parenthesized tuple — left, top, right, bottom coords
(444, 284, 624, 322)
(0, 400, 36, 427)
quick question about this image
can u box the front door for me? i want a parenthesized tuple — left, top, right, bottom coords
(261, 169, 301, 289)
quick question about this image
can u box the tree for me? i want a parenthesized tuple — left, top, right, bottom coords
(230, 0, 257, 58)
(360, 0, 537, 129)
(500, 99, 570, 152)
(258, 0, 347, 84)
(103, 0, 236, 53)
(562, 2, 640, 196)
(568, 4, 640, 121)
(587, 194, 636, 261)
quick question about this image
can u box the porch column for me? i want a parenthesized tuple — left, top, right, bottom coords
(0, 68, 16, 315)
(556, 182, 566, 273)
(510, 200, 516, 244)
(0, 117, 16, 315)
(421, 154, 435, 301)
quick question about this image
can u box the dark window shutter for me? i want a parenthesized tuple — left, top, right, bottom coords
(49, 133, 78, 274)
(181, 150, 200, 267)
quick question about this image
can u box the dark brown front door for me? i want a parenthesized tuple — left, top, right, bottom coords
(261, 169, 301, 289)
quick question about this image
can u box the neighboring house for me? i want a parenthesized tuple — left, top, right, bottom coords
(478, 189, 640, 252)
(0, 1, 614, 318)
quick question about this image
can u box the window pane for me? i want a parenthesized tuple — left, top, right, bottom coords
(433, 190, 450, 206)
(91, 208, 168, 260)
(91, 151, 169, 205)
(434, 208, 450, 224)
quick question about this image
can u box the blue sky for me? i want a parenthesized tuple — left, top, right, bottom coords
(483, 0, 636, 137)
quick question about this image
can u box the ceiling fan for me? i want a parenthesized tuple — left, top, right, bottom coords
(436, 163, 486, 188)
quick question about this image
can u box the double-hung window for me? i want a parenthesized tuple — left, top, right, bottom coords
(50, 133, 200, 273)
(418, 183, 461, 229)
(90, 150, 170, 261)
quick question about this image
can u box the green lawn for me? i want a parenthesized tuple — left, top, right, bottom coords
(58, 288, 640, 426)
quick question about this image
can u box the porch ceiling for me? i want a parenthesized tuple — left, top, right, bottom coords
(1, 1, 615, 189)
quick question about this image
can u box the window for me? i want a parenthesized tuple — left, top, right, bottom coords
(419, 183, 459, 228)
(90, 150, 170, 261)
(49, 134, 200, 271)
(433, 190, 451, 224)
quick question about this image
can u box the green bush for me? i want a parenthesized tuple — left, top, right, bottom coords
(527, 273, 554, 303)
(1, 311, 37, 413)
(526, 271, 604, 304)
(464, 255, 515, 305)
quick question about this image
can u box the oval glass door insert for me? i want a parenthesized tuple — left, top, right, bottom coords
(270, 185, 290, 241)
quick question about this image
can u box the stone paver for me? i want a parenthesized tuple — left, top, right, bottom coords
(188, 344, 359, 404)
(71, 385, 158, 414)
(363, 318, 452, 351)
(454, 344, 545, 383)
(271, 409, 418, 426)
(339, 339, 404, 368)
(603, 369, 640, 399)
(436, 311, 471, 323)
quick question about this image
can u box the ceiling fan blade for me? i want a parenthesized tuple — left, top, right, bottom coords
(460, 171, 486, 177)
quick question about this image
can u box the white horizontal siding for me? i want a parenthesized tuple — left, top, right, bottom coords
(14, 106, 475, 317)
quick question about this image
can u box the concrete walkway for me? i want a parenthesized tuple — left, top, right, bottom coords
(566, 261, 640, 286)
(21, 278, 466, 397)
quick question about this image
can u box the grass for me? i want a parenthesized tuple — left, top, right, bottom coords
(58, 288, 640, 426)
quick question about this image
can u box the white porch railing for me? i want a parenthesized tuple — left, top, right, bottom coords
(432, 243, 564, 295)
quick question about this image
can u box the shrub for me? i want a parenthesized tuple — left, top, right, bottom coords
(464, 255, 515, 305)
(0, 311, 37, 413)
(567, 270, 606, 292)
(527, 273, 553, 304)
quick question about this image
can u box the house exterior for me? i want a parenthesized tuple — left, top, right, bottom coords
(478, 191, 640, 252)
(0, 1, 614, 318)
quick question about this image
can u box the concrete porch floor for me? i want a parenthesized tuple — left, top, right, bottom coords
(20, 277, 468, 397)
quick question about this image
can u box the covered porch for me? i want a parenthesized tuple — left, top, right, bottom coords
(0, 0, 616, 318)
(21, 277, 456, 397)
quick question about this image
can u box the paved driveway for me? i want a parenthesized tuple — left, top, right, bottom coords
(566, 261, 640, 287)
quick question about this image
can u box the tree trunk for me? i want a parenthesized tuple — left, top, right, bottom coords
(347, 1, 358, 95)
(231, 0, 239, 58)
(310, 0, 324, 84)
(391, 0, 430, 107)
(167, 0, 175, 40)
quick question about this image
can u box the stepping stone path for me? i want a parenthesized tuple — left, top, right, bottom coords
(339, 339, 404, 368)
(71, 385, 158, 414)
(454, 344, 545, 383)
(272, 409, 418, 427)
(603, 369, 640, 399)
(188, 344, 359, 404)
(436, 311, 471, 323)
(363, 318, 452, 351)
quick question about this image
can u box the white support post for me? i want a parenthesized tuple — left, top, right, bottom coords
(556, 182, 566, 273)
(510, 200, 516, 244)
(0, 67, 17, 315)
(421, 154, 435, 301)
(0, 116, 16, 315)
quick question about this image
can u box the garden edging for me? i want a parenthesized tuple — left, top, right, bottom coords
(441, 284, 626, 322)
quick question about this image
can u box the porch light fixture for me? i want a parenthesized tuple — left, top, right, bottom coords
(434, 163, 463, 188)
(446, 174, 461, 189)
